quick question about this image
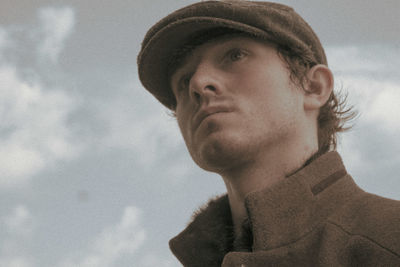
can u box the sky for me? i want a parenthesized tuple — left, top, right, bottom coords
(0, 0, 399, 266)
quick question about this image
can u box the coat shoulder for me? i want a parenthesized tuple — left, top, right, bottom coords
(328, 191, 400, 257)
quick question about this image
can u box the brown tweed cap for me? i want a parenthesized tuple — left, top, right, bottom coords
(137, 0, 327, 109)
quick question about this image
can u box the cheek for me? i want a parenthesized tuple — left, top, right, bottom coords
(176, 108, 192, 142)
(238, 74, 298, 120)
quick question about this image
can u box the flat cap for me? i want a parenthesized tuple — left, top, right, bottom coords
(137, 0, 327, 109)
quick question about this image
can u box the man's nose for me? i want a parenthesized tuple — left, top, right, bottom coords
(188, 63, 220, 105)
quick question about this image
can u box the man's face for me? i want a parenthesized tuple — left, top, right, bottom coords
(170, 36, 306, 172)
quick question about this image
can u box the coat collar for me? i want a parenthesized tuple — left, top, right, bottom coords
(245, 151, 353, 251)
(169, 151, 359, 266)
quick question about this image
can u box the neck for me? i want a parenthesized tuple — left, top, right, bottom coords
(221, 139, 318, 235)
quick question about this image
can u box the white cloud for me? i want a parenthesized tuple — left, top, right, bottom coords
(328, 45, 400, 182)
(0, 6, 80, 188)
(326, 45, 400, 77)
(327, 45, 400, 132)
(59, 206, 146, 267)
(37, 7, 75, 63)
(0, 206, 35, 267)
(333, 75, 400, 134)
(97, 80, 184, 168)
(327, 45, 385, 73)
(0, 257, 33, 267)
(337, 75, 400, 176)
(367, 82, 400, 133)
(0, 28, 10, 59)
(0, 66, 80, 187)
(3, 205, 34, 237)
(139, 253, 175, 267)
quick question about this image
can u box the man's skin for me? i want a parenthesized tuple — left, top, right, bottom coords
(170, 35, 334, 234)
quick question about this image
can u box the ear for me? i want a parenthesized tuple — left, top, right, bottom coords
(303, 64, 334, 111)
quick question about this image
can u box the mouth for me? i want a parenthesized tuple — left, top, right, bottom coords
(192, 105, 233, 131)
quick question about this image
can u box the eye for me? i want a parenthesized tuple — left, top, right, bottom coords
(173, 74, 190, 96)
(227, 48, 247, 62)
(180, 75, 190, 90)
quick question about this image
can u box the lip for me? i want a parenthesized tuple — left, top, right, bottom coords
(192, 105, 233, 131)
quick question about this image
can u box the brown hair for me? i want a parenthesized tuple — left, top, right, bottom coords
(276, 45, 357, 157)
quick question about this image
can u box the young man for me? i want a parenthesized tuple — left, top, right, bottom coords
(138, 1, 400, 266)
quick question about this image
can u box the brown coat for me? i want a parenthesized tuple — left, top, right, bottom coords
(169, 152, 400, 266)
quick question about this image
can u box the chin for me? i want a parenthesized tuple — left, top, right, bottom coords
(191, 133, 248, 172)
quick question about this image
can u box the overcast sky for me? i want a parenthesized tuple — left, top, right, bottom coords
(0, 1, 399, 266)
